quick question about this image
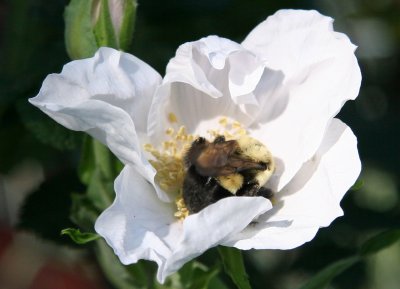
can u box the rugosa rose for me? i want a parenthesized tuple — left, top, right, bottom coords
(30, 9, 361, 283)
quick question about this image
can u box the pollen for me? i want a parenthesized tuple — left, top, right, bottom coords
(168, 112, 178, 123)
(208, 117, 248, 140)
(174, 193, 189, 220)
(144, 121, 197, 220)
(145, 115, 255, 221)
(144, 125, 193, 195)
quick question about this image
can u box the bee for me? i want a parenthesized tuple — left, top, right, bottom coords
(183, 135, 275, 213)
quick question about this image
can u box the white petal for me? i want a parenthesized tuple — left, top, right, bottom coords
(29, 47, 170, 200)
(96, 165, 272, 283)
(244, 10, 361, 191)
(160, 196, 272, 282)
(147, 36, 283, 142)
(95, 165, 180, 268)
(223, 119, 361, 249)
(108, 0, 124, 38)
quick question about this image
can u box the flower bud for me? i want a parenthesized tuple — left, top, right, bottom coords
(65, 0, 137, 60)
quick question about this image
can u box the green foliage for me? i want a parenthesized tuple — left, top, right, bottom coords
(351, 179, 364, 191)
(64, 0, 98, 59)
(96, 239, 151, 289)
(159, 262, 222, 289)
(298, 229, 400, 289)
(119, 0, 137, 51)
(298, 256, 361, 289)
(17, 100, 83, 150)
(78, 137, 118, 211)
(218, 246, 252, 289)
(61, 228, 100, 244)
(93, 0, 118, 48)
(64, 0, 137, 57)
(70, 193, 100, 231)
(360, 229, 400, 256)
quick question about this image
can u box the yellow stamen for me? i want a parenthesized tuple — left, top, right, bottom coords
(145, 114, 261, 221)
(168, 112, 178, 123)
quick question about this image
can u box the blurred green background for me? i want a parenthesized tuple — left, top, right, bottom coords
(0, 0, 399, 289)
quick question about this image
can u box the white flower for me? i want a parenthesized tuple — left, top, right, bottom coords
(29, 10, 361, 283)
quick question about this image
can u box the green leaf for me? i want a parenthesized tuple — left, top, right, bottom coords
(79, 137, 114, 184)
(95, 239, 150, 289)
(351, 179, 364, 191)
(18, 101, 83, 150)
(93, 0, 118, 48)
(297, 256, 361, 289)
(180, 261, 221, 289)
(61, 228, 100, 244)
(78, 137, 115, 211)
(78, 136, 97, 185)
(70, 193, 100, 231)
(64, 0, 98, 59)
(92, 139, 114, 180)
(218, 246, 252, 289)
(86, 167, 114, 211)
(360, 229, 400, 256)
(118, 0, 137, 51)
(188, 263, 221, 289)
(158, 261, 223, 289)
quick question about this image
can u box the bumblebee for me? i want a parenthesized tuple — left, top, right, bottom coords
(183, 135, 275, 213)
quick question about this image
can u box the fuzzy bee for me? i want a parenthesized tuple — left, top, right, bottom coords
(183, 135, 275, 213)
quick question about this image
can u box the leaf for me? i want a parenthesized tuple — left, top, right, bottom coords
(61, 228, 100, 244)
(118, 0, 137, 51)
(70, 193, 100, 231)
(86, 168, 114, 211)
(360, 229, 400, 256)
(218, 246, 252, 289)
(78, 137, 115, 184)
(180, 261, 221, 289)
(297, 256, 361, 289)
(18, 100, 83, 150)
(78, 137, 115, 211)
(95, 239, 150, 289)
(93, 0, 118, 48)
(158, 261, 224, 289)
(64, 0, 98, 59)
(351, 179, 364, 191)
(78, 136, 97, 185)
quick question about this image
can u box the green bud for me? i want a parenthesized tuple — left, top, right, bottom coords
(65, 0, 137, 60)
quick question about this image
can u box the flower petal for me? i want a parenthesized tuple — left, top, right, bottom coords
(95, 165, 180, 269)
(96, 165, 272, 283)
(223, 119, 361, 249)
(244, 10, 361, 191)
(29, 47, 171, 200)
(147, 36, 283, 142)
(160, 196, 272, 282)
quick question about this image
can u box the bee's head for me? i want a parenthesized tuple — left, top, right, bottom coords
(184, 137, 209, 168)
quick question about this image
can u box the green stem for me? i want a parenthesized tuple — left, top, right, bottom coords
(92, 139, 113, 180)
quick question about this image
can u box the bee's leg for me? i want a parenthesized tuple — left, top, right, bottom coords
(236, 181, 260, 197)
(213, 135, 226, 143)
(236, 182, 274, 200)
(256, 187, 274, 199)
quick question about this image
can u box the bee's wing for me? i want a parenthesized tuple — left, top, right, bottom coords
(226, 155, 267, 172)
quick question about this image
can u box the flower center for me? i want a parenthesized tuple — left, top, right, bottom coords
(144, 114, 273, 220)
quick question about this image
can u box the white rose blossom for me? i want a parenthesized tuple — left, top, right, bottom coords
(30, 10, 361, 283)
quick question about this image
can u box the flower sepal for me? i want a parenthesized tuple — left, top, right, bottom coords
(65, 0, 137, 59)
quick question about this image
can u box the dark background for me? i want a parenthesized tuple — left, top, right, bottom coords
(0, 0, 399, 288)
